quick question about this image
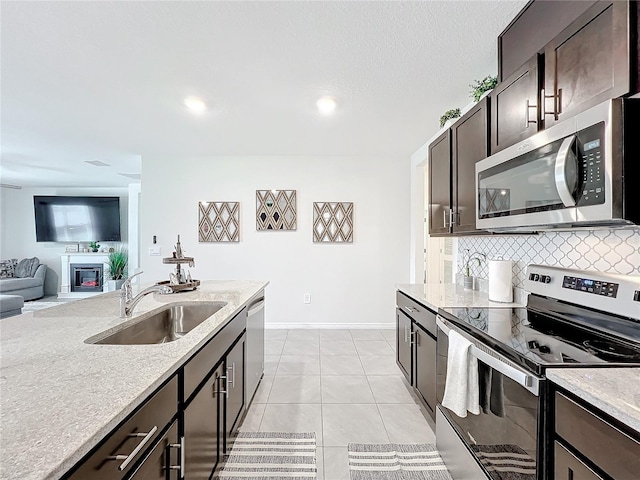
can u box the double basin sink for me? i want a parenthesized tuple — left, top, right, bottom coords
(91, 302, 226, 345)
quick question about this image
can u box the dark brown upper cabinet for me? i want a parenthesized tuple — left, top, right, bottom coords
(428, 97, 489, 236)
(498, 1, 597, 82)
(543, 1, 637, 128)
(428, 129, 451, 236)
(490, 56, 540, 155)
(452, 98, 490, 233)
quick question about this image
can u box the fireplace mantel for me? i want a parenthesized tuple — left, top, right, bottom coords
(59, 253, 110, 298)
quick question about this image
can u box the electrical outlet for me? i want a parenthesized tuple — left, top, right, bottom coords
(148, 246, 161, 256)
(303, 293, 311, 304)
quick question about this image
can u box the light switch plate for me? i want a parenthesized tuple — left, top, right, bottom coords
(148, 246, 161, 256)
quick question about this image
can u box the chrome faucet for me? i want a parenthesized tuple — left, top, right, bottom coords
(120, 271, 173, 317)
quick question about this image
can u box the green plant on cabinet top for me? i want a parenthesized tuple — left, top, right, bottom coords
(439, 108, 461, 128)
(469, 75, 497, 102)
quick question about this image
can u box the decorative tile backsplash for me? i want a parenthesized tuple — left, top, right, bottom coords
(457, 228, 640, 291)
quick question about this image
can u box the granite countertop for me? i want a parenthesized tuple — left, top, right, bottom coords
(396, 283, 523, 311)
(0, 280, 268, 480)
(547, 368, 640, 436)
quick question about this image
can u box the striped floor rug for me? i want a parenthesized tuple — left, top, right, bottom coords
(217, 432, 317, 479)
(348, 444, 452, 480)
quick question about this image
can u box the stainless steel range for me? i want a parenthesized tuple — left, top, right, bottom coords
(435, 264, 640, 480)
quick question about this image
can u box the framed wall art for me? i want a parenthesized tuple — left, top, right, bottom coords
(198, 201, 240, 242)
(313, 202, 353, 243)
(256, 190, 297, 231)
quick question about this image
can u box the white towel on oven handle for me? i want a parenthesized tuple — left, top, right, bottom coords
(442, 329, 480, 417)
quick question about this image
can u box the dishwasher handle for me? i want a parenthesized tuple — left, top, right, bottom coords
(436, 316, 539, 396)
(247, 297, 265, 317)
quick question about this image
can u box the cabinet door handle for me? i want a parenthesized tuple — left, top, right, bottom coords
(525, 99, 538, 128)
(443, 209, 449, 228)
(214, 375, 229, 398)
(107, 425, 158, 471)
(541, 88, 560, 120)
(220, 375, 229, 399)
(414, 330, 420, 347)
(409, 330, 416, 346)
(404, 325, 409, 343)
(166, 437, 184, 479)
(227, 362, 236, 388)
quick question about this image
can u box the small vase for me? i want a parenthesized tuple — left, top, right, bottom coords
(463, 276, 475, 290)
(92, 248, 98, 253)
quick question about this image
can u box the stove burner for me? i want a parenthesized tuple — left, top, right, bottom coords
(583, 339, 640, 359)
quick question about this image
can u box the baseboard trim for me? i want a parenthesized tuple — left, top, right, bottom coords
(265, 323, 395, 329)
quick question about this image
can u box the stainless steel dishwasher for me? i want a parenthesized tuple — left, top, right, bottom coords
(244, 294, 265, 404)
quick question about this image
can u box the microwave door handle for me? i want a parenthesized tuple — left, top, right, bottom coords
(555, 135, 577, 207)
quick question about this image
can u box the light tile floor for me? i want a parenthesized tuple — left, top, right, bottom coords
(238, 328, 436, 480)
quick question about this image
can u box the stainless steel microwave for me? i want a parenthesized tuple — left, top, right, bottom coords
(475, 99, 640, 231)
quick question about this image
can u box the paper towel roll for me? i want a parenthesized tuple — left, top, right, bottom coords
(489, 259, 513, 303)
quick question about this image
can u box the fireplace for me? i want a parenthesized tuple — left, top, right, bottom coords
(70, 263, 103, 293)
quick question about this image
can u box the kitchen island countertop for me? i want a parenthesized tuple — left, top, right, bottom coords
(0, 280, 268, 480)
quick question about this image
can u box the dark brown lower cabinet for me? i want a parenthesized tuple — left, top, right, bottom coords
(554, 442, 603, 480)
(225, 335, 246, 444)
(553, 390, 640, 480)
(395, 291, 437, 421)
(396, 309, 412, 382)
(63, 378, 178, 480)
(128, 421, 181, 480)
(413, 326, 437, 415)
(184, 365, 224, 479)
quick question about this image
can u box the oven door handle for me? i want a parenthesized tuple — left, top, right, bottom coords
(436, 317, 539, 396)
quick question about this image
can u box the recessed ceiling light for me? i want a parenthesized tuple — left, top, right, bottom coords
(184, 96, 207, 113)
(316, 96, 337, 115)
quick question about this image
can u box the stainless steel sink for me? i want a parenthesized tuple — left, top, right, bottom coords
(92, 302, 226, 345)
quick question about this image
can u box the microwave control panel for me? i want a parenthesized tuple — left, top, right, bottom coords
(576, 122, 606, 206)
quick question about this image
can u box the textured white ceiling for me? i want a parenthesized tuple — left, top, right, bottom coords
(0, 1, 527, 188)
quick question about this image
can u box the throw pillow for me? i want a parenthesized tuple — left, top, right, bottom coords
(0, 259, 18, 278)
(15, 257, 40, 278)
(29, 257, 41, 276)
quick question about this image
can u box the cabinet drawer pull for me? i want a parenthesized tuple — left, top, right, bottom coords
(107, 425, 158, 471)
(403, 306, 417, 313)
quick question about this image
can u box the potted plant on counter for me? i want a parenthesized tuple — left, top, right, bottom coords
(89, 241, 100, 253)
(105, 247, 128, 292)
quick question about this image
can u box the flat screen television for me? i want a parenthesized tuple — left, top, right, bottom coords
(33, 196, 121, 242)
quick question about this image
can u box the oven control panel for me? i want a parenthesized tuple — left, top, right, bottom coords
(562, 276, 618, 298)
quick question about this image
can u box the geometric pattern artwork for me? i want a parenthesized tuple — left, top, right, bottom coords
(198, 201, 240, 242)
(256, 190, 297, 231)
(313, 202, 353, 243)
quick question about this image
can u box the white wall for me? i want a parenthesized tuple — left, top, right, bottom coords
(0, 186, 129, 295)
(139, 155, 410, 328)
